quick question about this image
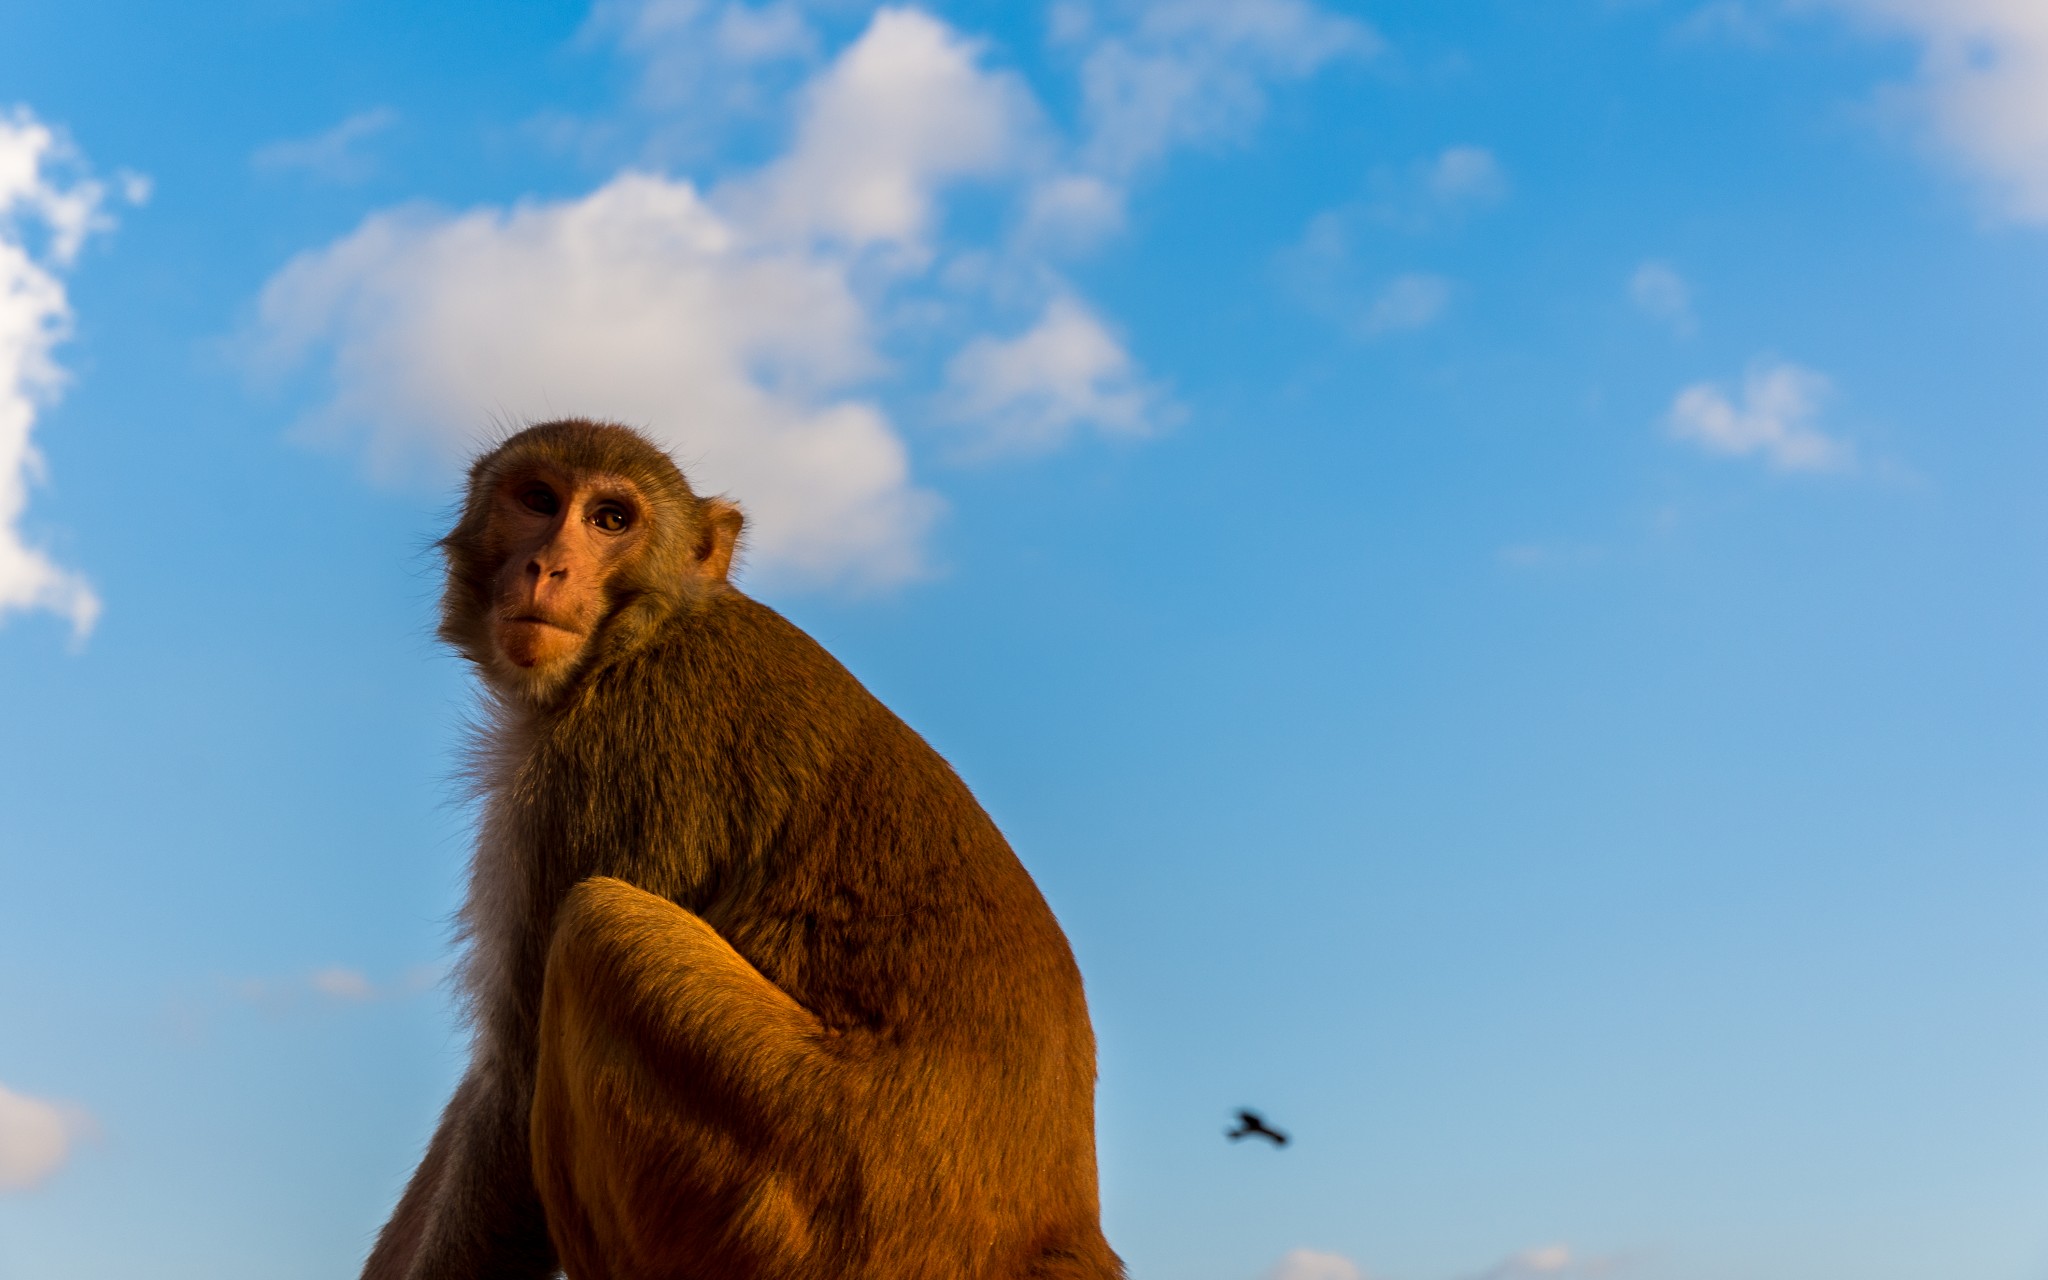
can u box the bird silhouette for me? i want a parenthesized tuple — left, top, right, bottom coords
(1225, 1109, 1289, 1147)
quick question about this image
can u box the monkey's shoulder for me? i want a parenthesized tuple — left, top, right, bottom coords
(639, 590, 864, 694)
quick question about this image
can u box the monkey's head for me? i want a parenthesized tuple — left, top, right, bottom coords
(438, 419, 744, 704)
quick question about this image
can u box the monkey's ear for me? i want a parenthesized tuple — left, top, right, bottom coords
(693, 499, 744, 582)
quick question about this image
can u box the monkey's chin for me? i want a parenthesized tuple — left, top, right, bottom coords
(494, 621, 588, 691)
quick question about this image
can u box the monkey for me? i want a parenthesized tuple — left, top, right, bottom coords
(1225, 1110, 1288, 1147)
(361, 419, 1122, 1280)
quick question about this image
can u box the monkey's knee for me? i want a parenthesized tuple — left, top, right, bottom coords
(551, 875, 673, 956)
(545, 877, 693, 1005)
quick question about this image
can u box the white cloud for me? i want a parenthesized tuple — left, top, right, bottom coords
(1628, 259, 1696, 335)
(252, 108, 399, 184)
(1664, 357, 1851, 472)
(1259, 1248, 1369, 1280)
(1807, 0, 2048, 224)
(1071, 0, 1380, 178)
(253, 171, 939, 588)
(1361, 272, 1453, 336)
(0, 106, 136, 638)
(942, 294, 1159, 455)
(729, 8, 1042, 251)
(0, 1081, 86, 1193)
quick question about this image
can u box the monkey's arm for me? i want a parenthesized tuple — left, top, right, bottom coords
(361, 1053, 557, 1280)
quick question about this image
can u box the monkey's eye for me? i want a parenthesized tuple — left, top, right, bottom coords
(589, 503, 633, 534)
(517, 483, 560, 516)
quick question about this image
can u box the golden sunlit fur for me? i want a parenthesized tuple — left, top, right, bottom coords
(362, 420, 1120, 1280)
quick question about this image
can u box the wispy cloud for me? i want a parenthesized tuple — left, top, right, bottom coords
(1358, 145, 1512, 233)
(1278, 144, 1505, 337)
(1459, 1243, 1629, 1280)
(0, 106, 141, 639)
(584, 0, 821, 121)
(252, 108, 399, 184)
(1628, 259, 1696, 336)
(1664, 357, 1852, 472)
(1259, 1248, 1369, 1280)
(162, 963, 443, 1043)
(234, 963, 442, 1012)
(1064, 0, 1379, 179)
(1016, 0, 1377, 250)
(1281, 210, 1457, 338)
(1359, 271, 1453, 336)
(941, 293, 1164, 455)
(1674, 2, 1776, 47)
(1425, 144, 1510, 207)
(308, 966, 378, 1000)
(1806, 1, 2048, 225)
(1465, 1244, 1575, 1280)
(0, 1081, 91, 1193)
(1022, 171, 1129, 247)
(1255, 1242, 1626, 1280)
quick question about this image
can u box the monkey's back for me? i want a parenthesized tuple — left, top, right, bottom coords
(528, 589, 1118, 1278)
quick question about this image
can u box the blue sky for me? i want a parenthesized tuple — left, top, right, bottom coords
(3, 2, 2048, 1278)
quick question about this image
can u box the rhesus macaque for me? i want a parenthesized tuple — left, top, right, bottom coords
(362, 420, 1120, 1280)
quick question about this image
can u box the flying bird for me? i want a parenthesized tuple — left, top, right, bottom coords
(1226, 1109, 1289, 1147)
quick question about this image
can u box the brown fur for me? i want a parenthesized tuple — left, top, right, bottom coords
(362, 420, 1121, 1280)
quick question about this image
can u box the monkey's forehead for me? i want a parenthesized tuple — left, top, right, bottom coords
(473, 420, 698, 498)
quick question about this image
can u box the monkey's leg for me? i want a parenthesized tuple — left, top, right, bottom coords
(364, 1063, 560, 1280)
(531, 876, 849, 1280)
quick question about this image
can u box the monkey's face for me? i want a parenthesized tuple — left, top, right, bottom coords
(484, 468, 648, 688)
(441, 421, 747, 702)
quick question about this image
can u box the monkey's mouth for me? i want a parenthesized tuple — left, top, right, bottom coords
(496, 616, 590, 669)
(502, 614, 584, 635)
